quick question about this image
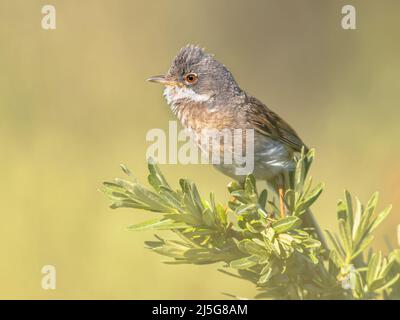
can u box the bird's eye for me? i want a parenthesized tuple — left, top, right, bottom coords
(184, 73, 198, 84)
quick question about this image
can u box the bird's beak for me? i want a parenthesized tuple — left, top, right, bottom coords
(146, 75, 180, 86)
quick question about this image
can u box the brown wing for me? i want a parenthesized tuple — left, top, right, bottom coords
(244, 95, 307, 153)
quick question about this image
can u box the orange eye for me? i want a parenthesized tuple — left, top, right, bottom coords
(184, 73, 198, 84)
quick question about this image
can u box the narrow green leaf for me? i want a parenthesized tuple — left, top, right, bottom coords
(351, 234, 374, 260)
(344, 190, 354, 231)
(237, 239, 266, 256)
(367, 252, 382, 286)
(325, 230, 345, 263)
(353, 271, 364, 299)
(352, 197, 362, 240)
(258, 189, 268, 209)
(244, 174, 257, 198)
(148, 160, 171, 189)
(164, 213, 200, 225)
(120, 164, 132, 176)
(110, 200, 152, 210)
(370, 273, 400, 292)
(230, 255, 259, 269)
(258, 267, 272, 284)
(338, 218, 352, 254)
(236, 203, 256, 215)
(301, 183, 324, 209)
(370, 205, 392, 233)
(304, 148, 315, 177)
(202, 207, 216, 227)
(358, 193, 379, 239)
(132, 184, 171, 212)
(272, 216, 301, 234)
(128, 218, 187, 231)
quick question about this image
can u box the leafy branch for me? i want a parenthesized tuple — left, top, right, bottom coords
(102, 150, 400, 299)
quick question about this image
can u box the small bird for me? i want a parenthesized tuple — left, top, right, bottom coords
(147, 45, 309, 219)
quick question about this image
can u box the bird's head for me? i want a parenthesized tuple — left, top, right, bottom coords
(147, 45, 242, 106)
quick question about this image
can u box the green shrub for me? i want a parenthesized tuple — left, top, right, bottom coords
(102, 150, 400, 299)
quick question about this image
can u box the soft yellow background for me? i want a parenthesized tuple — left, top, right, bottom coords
(0, 0, 399, 299)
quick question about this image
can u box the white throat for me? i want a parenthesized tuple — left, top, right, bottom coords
(163, 85, 211, 106)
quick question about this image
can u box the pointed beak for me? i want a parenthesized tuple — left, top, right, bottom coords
(146, 75, 180, 86)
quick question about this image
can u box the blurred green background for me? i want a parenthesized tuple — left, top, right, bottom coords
(0, 0, 399, 299)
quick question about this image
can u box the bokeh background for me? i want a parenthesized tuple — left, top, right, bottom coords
(1, 0, 399, 299)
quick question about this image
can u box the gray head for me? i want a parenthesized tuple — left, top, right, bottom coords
(147, 45, 242, 106)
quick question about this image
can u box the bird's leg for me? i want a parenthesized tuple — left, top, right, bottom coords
(278, 186, 286, 218)
(274, 174, 286, 218)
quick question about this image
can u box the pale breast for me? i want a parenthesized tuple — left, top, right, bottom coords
(163, 87, 294, 180)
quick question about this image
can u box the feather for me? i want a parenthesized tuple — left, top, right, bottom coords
(244, 95, 308, 153)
